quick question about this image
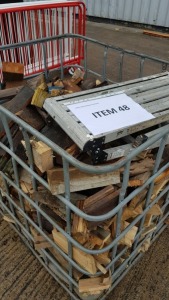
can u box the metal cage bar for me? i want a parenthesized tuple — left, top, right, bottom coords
(0, 35, 169, 300)
(0, 101, 169, 299)
(1, 34, 169, 85)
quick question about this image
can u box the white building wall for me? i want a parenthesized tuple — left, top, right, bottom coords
(83, 0, 169, 28)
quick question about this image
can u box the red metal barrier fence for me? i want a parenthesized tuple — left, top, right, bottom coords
(0, 1, 86, 81)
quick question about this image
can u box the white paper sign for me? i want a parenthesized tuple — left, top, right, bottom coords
(67, 93, 154, 136)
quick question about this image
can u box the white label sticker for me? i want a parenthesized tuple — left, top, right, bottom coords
(67, 93, 154, 136)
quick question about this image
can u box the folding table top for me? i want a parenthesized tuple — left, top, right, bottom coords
(44, 72, 169, 152)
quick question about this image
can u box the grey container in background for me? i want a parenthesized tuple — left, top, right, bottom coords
(83, 0, 169, 28)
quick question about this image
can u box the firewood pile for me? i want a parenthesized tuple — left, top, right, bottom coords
(0, 64, 169, 296)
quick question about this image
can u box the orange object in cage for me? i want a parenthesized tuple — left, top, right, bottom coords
(0, 1, 86, 81)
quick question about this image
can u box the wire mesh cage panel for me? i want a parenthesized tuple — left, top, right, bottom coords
(0, 35, 169, 300)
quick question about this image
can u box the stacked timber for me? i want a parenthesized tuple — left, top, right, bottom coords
(0, 69, 169, 296)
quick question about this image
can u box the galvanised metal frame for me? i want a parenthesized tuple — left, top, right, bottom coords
(0, 36, 169, 299)
(0, 34, 169, 86)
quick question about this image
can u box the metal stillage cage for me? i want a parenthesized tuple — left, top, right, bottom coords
(0, 35, 169, 299)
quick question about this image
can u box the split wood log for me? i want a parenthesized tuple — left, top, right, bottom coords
(119, 221, 138, 248)
(136, 150, 152, 160)
(0, 85, 34, 138)
(144, 205, 163, 227)
(9, 190, 32, 212)
(19, 168, 32, 185)
(40, 204, 66, 230)
(53, 79, 64, 88)
(111, 217, 117, 238)
(52, 207, 67, 222)
(154, 168, 169, 184)
(65, 143, 80, 158)
(2, 85, 34, 114)
(0, 156, 10, 171)
(0, 73, 45, 101)
(31, 189, 86, 212)
(95, 80, 109, 88)
(138, 238, 151, 253)
(72, 201, 88, 235)
(123, 158, 155, 176)
(0, 124, 26, 160)
(30, 226, 52, 250)
(121, 205, 143, 221)
(35, 241, 53, 251)
(161, 145, 169, 167)
(82, 228, 111, 251)
(19, 171, 38, 202)
(2, 62, 24, 81)
(78, 274, 111, 293)
(0, 157, 14, 177)
(128, 171, 152, 187)
(40, 123, 74, 150)
(27, 73, 47, 90)
(144, 214, 153, 227)
(94, 252, 111, 266)
(12, 129, 26, 158)
(73, 233, 89, 245)
(63, 79, 82, 93)
(20, 181, 34, 194)
(0, 173, 13, 195)
(52, 229, 97, 274)
(148, 204, 163, 216)
(31, 81, 50, 108)
(49, 248, 83, 281)
(151, 177, 169, 201)
(30, 140, 54, 173)
(101, 217, 116, 231)
(32, 204, 66, 233)
(31, 190, 63, 209)
(95, 261, 107, 274)
(83, 237, 103, 250)
(47, 168, 120, 195)
(83, 186, 120, 216)
(71, 69, 84, 85)
(16, 106, 45, 131)
(129, 189, 147, 209)
(55, 143, 80, 167)
(91, 227, 111, 245)
(0, 86, 22, 100)
(141, 224, 157, 238)
(48, 88, 62, 97)
(80, 78, 96, 90)
(36, 107, 53, 126)
(3, 214, 15, 224)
